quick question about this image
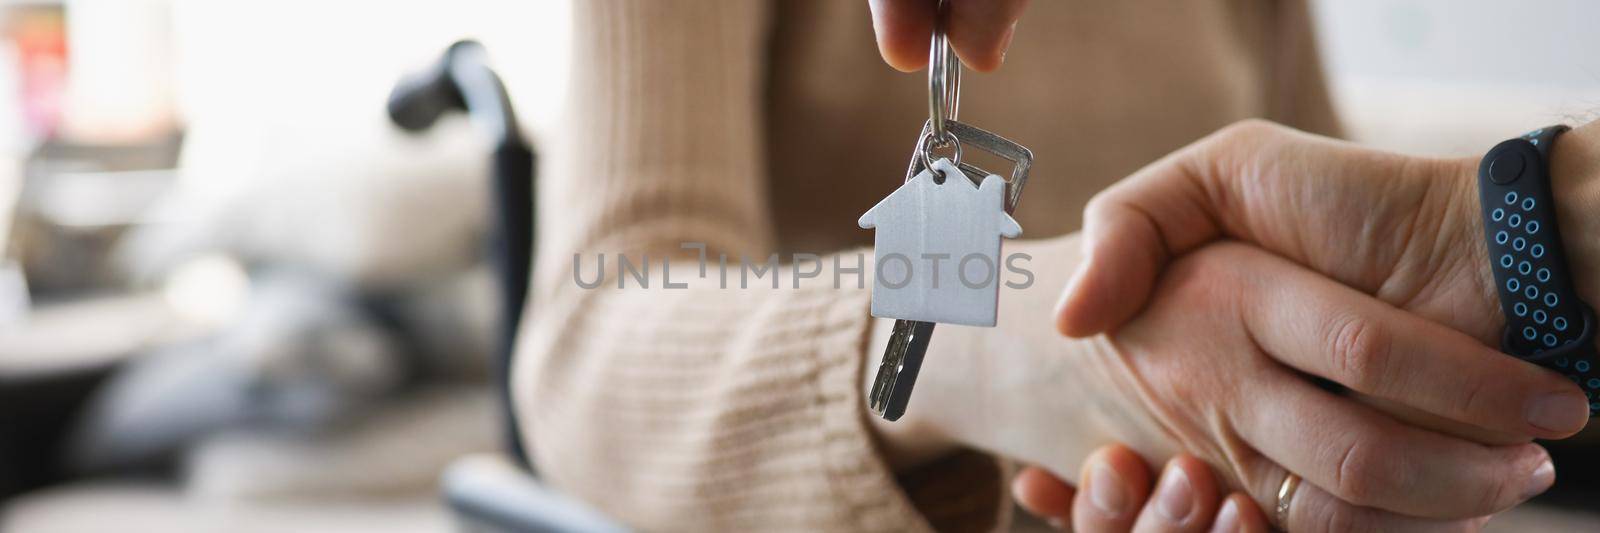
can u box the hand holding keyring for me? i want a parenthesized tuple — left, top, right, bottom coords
(867, 0, 1031, 73)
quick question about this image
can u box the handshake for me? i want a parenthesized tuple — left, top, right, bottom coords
(868, 119, 1600, 532)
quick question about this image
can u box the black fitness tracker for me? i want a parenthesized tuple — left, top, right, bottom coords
(1478, 125, 1600, 416)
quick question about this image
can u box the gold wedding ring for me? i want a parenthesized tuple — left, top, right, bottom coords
(1275, 473, 1302, 530)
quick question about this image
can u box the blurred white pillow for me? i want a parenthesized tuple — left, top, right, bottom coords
(121, 108, 491, 288)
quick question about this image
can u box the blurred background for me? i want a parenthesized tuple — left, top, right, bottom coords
(0, 0, 1596, 532)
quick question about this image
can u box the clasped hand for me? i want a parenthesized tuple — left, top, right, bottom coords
(863, 4, 1597, 529)
(876, 121, 1599, 533)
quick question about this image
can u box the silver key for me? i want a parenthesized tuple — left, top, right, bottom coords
(869, 319, 935, 420)
(870, 122, 1030, 416)
(860, 8, 1033, 421)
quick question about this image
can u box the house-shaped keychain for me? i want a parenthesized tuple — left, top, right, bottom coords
(859, 157, 1022, 327)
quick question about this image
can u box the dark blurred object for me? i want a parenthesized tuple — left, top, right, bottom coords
(0, 293, 191, 502)
(67, 273, 408, 473)
(0, 361, 120, 502)
(441, 456, 627, 533)
(390, 41, 624, 533)
(1541, 435, 1600, 507)
(389, 40, 534, 468)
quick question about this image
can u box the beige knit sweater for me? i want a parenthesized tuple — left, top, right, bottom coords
(513, 1, 1340, 531)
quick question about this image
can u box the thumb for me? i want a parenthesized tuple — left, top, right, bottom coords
(868, 0, 937, 72)
(1055, 147, 1225, 337)
(1056, 121, 1384, 337)
(1055, 200, 1172, 337)
(947, 0, 1030, 72)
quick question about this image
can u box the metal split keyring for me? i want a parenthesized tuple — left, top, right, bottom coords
(921, 10, 962, 172)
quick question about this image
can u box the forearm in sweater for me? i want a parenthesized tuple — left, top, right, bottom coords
(514, 0, 1005, 530)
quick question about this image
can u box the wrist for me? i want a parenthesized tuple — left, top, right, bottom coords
(861, 234, 1104, 473)
(1435, 124, 1600, 344)
(1551, 122, 1600, 308)
(1427, 154, 1508, 343)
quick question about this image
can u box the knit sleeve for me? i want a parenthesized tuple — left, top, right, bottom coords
(512, 1, 1003, 530)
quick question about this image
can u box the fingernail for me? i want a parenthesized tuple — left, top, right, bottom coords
(1526, 392, 1588, 433)
(1522, 457, 1556, 500)
(1046, 517, 1066, 530)
(1209, 498, 1242, 533)
(996, 23, 1017, 65)
(1089, 463, 1127, 517)
(1155, 465, 1195, 523)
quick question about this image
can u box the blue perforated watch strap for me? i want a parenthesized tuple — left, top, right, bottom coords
(1478, 125, 1600, 416)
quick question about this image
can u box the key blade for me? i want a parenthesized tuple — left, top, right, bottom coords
(868, 320, 936, 421)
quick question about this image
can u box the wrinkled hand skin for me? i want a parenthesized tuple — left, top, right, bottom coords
(879, 121, 1600, 532)
(1063, 120, 1600, 443)
(1093, 120, 1497, 342)
(1073, 119, 1600, 353)
(895, 236, 1541, 532)
(1096, 246, 1325, 522)
(1191, 124, 1495, 341)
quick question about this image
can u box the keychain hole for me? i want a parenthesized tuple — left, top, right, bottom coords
(920, 133, 963, 183)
